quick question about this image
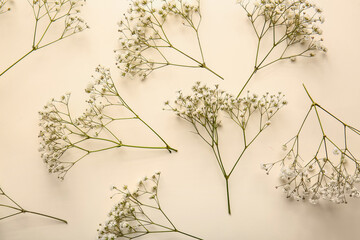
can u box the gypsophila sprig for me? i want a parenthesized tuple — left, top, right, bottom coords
(0, 0, 88, 77)
(116, 0, 223, 80)
(236, 0, 326, 97)
(166, 82, 287, 214)
(28, 0, 89, 48)
(263, 85, 360, 204)
(98, 172, 202, 240)
(38, 66, 176, 180)
(0, 186, 67, 223)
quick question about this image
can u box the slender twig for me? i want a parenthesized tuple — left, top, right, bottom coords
(0, 186, 67, 223)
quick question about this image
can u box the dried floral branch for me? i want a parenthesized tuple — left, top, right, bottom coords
(236, 0, 326, 97)
(166, 82, 287, 214)
(262, 85, 360, 204)
(98, 172, 202, 240)
(0, 0, 88, 77)
(38, 66, 177, 180)
(0, 186, 67, 223)
(116, 0, 223, 80)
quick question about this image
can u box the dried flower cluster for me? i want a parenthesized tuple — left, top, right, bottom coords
(236, 0, 326, 97)
(262, 86, 360, 204)
(38, 66, 176, 180)
(116, 0, 223, 80)
(0, 0, 88, 77)
(0, 186, 67, 223)
(98, 172, 202, 240)
(166, 82, 287, 214)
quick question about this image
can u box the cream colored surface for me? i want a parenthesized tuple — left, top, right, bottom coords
(1, 0, 360, 239)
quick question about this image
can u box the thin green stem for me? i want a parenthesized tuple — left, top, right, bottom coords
(313, 104, 325, 135)
(0, 212, 22, 221)
(303, 84, 360, 136)
(228, 146, 247, 177)
(254, 37, 261, 66)
(32, 9, 41, 47)
(1, 191, 22, 209)
(121, 144, 177, 152)
(118, 95, 177, 153)
(0, 49, 34, 77)
(302, 84, 325, 134)
(0, 202, 67, 223)
(236, 67, 257, 98)
(211, 145, 226, 176)
(170, 45, 224, 80)
(225, 176, 231, 215)
(202, 64, 224, 80)
(176, 230, 204, 240)
(23, 210, 68, 224)
(195, 29, 205, 64)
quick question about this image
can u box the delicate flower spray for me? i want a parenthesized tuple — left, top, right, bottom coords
(236, 0, 326, 97)
(0, 0, 87, 226)
(0, 186, 67, 223)
(0, 0, 88, 77)
(262, 85, 360, 204)
(98, 172, 202, 240)
(38, 66, 176, 180)
(166, 82, 287, 214)
(165, 0, 326, 214)
(116, 0, 223, 80)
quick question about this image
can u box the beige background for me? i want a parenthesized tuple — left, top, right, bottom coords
(1, 0, 360, 239)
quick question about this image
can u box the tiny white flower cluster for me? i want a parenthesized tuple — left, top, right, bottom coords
(38, 93, 74, 180)
(166, 82, 287, 131)
(239, 0, 326, 60)
(225, 91, 287, 130)
(263, 143, 360, 204)
(39, 66, 175, 179)
(74, 67, 121, 131)
(115, 0, 202, 80)
(98, 172, 179, 240)
(38, 66, 124, 179)
(262, 88, 360, 205)
(167, 82, 231, 127)
(98, 197, 136, 240)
